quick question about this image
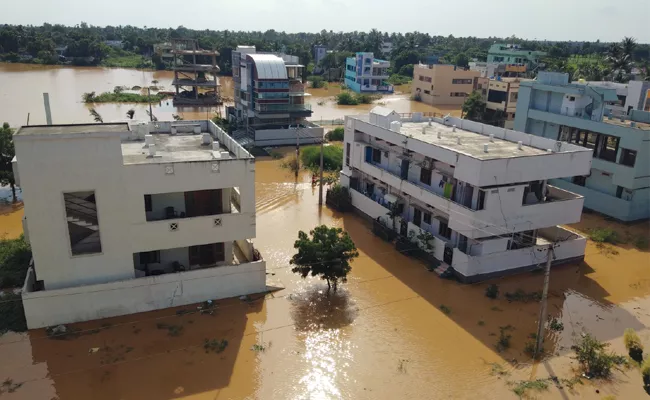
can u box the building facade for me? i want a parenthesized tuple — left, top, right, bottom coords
(487, 44, 546, 71)
(340, 107, 592, 282)
(412, 64, 480, 106)
(230, 46, 322, 147)
(313, 45, 327, 65)
(474, 77, 528, 128)
(514, 72, 650, 221)
(344, 52, 393, 94)
(13, 120, 266, 328)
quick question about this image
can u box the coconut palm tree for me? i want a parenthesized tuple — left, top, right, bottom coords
(89, 108, 103, 123)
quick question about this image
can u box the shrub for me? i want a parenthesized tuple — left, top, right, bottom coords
(623, 328, 644, 362)
(549, 317, 564, 332)
(336, 92, 359, 105)
(511, 379, 549, 398)
(355, 94, 373, 104)
(308, 75, 325, 88)
(496, 325, 514, 352)
(641, 357, 650, 385)
(485, 283, 499, 299)
(326, 184, 351, 206)
(326, 127, 344, 141)
(589, 228, 619, 244)
(387, 74, 411, 85)
(0, 292, 27, 333)
(439, 304, 451, 315)
(0, 235, 32, 289)
(300, 145, 343, 172)
(571, 333, 627, 378)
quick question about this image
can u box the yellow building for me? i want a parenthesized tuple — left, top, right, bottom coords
(412, 64, 480, 106)
(474, 77, 528, 128)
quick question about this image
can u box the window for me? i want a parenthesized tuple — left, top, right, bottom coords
(144, 195, 152, 212)
(420, 167, 432, 185)
(595, 135, 620, 162)
(572, 176, 587, 186)
(477, 190, 486, 210)
(413, 208, 422, 227)
(616, 186, 623, 199)
(569, 96, 576, 102)
(189, 243, 225, 265)
(619, 148, 636, 167)
(64, 191, 102, 255)
(345, 143, 351, 167)
(424, 90, 431, 95)
(423, 212, 432, 225)
(372, 148, 381, 163)
(140, 251, 160, 264)
(419, 76, 432, 83)
(452, 79, 473, 84)
(439, 221, 452, 239)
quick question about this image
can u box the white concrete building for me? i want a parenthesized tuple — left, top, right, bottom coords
(340, 107, 592, 282)
(13, 120, 266, 328)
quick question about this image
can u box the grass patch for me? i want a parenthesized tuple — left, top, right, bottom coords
(589, 228, 620, 244)
(83, 91, 167, 104)
(549, 317, 564, 332)
(485, 283, 499, 299)
(156, 322, 184, 337)
(439, 304, 452, 315)
(100, 48, 154, 69)
(634, 236, 649, 250)
(0, 292, 27, 333)
(204, 338, 228, 354)
(490, 362, 509, 376)
(0, 235, 32, 289)
(623, 328, 644, 362)
(504, 289, 542, 303)
(251, 342, 269, 352)
(336, 92, 380, 105)
(496, 325, 515, 352)
(510, 379, 549, 398)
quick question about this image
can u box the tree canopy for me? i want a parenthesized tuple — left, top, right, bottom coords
(0, 123, 17, 203)
(290, 225, 359, 292)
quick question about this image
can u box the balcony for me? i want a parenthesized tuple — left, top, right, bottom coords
(255, 103, 312, 114)
(351, 145, 584, 238)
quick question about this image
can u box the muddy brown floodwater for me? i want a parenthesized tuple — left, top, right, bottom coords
(1, 150, 649, 400)
(0, 63, 459, 129)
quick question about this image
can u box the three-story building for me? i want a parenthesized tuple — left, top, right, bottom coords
(344, 52, 393, 94)
(341, 107, 592, 282)
(514, 72, 650, 221)
(13, 120, 266, 328)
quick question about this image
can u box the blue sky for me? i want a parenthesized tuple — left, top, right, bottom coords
(3, 0, 648, 43)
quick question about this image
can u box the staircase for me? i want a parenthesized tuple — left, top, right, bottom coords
(64, 193, 102, 254)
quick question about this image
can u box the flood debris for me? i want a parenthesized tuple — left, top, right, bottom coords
(397, 359, 410, 373)
(156, 322, 184, 337)
(88, 347, 100, 354)
(1, 378, 23, 394)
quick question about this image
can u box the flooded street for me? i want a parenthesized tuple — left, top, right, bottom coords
(0, 63, 459, 128)
(1, 151, 649, 399)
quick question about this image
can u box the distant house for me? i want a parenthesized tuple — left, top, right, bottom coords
(103, 40, 124, 49)
(344, 52, 393, 94)
(487, 44, 546, 71)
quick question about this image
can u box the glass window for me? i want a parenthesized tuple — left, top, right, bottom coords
(423, 212, 432, 225)
(345, 143, 351, 166)
(619, 148, 636, 167)
(420, 167, 432, 185)
(439, 221, 452, 239)
(372, 148, 381, 163)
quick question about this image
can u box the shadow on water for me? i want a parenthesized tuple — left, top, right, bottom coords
(340, 212, 647, 360)
(25, 295, 265, 399)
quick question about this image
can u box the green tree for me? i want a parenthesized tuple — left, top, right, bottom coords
(454, 52, 469, 68)
(290, 225, 359, 292)
(0, 123, 17, 203)
(89, 108, 103, 123)
(461, 91, 485, 121)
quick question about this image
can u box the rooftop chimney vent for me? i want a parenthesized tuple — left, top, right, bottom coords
(452, 125, 457, 132)
(148, 144, 156, 157)
(489, 134, 495, 142)
(484, 144, 489, 153)
(517, 141, 523, 150)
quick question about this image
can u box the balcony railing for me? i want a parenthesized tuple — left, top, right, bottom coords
(255, 104, 312, 113)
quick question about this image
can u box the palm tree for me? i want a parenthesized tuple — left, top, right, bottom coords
(89, 108, 103, 123)
(621, 37, 637, 60)
(126, 109, 135, 119)
(606, 39, 634, 82)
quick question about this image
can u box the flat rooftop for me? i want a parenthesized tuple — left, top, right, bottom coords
(15, 123, 129, 136)
(603, 117, 650, 131)
(353, 114, 582, 160)
(121, 133, 234, 165)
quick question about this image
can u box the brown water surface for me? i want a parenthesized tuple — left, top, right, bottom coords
(0, 63, 458, 128)
(1, 152, 649, 399)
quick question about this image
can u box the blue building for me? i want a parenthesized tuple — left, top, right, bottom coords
(344, 52, 393, 94)
(514, 72, 650, 221)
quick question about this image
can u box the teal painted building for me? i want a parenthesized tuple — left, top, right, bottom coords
(487, 44, 546, 70)
(514, 72, 650, 222)
(344, 52, 393, 94)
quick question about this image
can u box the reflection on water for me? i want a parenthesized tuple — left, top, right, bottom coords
(1, 148, 649, 399)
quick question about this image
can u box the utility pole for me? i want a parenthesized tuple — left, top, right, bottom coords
(318, 132, 324, 205)
(534, 244, 555, 358)
(295, 128, 300, 179)
(147, 88, 153, 122)
(43, 93, 52, 125)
